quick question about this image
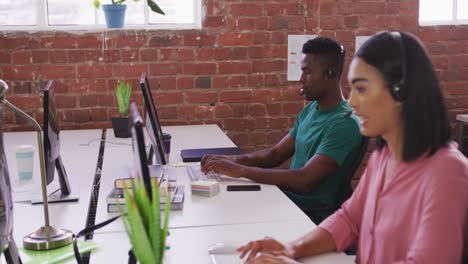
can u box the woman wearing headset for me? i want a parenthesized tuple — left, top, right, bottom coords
(238, 32, 468, 264)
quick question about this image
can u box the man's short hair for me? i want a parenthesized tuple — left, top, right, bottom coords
(302, 37, 345, 77)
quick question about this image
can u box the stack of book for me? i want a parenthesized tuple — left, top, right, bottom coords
(106, 184, 185, 213)
(106, 166, 185, 213)
(191, 180, 220, 197)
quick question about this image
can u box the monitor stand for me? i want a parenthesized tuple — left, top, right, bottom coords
(147, 144, 168, 166)
(147, 146, 155, 166)
(31, 156, 79, 204)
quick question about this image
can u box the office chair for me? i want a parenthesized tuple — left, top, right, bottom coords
(299, 136, 369, 224)
(336, 136, 369, 207)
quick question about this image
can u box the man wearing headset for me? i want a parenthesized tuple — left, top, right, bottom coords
(202, 37, 362, 224)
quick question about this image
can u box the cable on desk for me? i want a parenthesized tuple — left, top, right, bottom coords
(80, 129, 106, 264)
(73, 214, 123, 264)
(79, 138, 131, 146)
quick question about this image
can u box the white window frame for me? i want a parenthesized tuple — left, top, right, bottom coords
(419, 0, 468, 26)
(0, 0, 202, 31)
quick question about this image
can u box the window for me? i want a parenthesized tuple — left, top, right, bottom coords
(419, 0, 468, 25)
(0, 0, 201, 30)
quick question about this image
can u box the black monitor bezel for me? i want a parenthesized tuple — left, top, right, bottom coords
(139, 73, 167, 165)
(43, 80, 71, 195)
(129, 102, 152, 199)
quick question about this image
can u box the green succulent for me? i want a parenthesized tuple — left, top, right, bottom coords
(115, 80, 132, 117)
(121, 179, 170, 264)
(93, 0, 165, 15)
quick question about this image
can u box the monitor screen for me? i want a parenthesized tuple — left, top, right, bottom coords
(44, 80, 60, 184)
(139, 73, 167, 165)
(129, 102, 152, 198)
(43, 80, 71, 196)
(0, 104, 14, 251)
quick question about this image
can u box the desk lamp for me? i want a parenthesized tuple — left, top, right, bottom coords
(0, 80, 72, 250)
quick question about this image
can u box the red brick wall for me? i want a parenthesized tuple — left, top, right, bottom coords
(1, 0, 468, 153)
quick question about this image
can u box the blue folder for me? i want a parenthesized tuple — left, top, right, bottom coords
(180, 147, 243, 162)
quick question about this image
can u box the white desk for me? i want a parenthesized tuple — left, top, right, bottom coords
(4, 129, 103, 248)
(90, 220, 354, 264)
(95, 125, 309, 232)
(456, 114, 468, 153)
(4, 126, 351, 263)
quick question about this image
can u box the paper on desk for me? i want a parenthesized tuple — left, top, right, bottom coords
(166, 162, 186, 167)
(19, 240, 99, 264)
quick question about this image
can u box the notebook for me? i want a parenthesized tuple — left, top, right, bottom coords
(180, 147, 243, 162)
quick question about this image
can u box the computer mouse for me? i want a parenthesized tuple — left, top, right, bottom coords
(207, 242, 240, 254)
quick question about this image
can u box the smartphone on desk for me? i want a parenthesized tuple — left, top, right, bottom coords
(226, 185, 261, 191)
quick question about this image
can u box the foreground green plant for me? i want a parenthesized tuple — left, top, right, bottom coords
(93, 0, 165, 15)
(115, 80, 132, 117)
(122, 179, 170, 264)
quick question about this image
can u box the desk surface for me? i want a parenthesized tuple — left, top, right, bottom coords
(4, 125, 350, 263)
(95, 124, 309, 232)
(5, 129, 103, 248)
(457, 114, 468, 123)
(90, 220, 354, 264)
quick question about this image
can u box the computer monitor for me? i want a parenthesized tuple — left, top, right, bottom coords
(139, 73, 167, 166)
(35, 80, 77, 204)
(0, 104, 21, 263)
(129, 102, 153, 199)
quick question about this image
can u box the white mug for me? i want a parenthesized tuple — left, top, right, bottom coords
(15, 145, 35, 181)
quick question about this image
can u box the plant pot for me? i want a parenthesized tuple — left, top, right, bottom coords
(102, 4, 127, 28)
(111, 116, 131, 138)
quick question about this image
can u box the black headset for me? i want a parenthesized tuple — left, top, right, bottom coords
(389, 31, 407, 101)
(325, 44, 345, 80)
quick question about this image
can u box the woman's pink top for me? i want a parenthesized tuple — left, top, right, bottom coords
(320, 143, 468, 263)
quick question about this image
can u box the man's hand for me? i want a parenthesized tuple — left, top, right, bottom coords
(237, 237, 295, 262)
(200, 154, 236, 170)
(201, 157, 246, 177)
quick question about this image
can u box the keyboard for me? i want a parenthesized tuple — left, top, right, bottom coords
(210, 254, 244, 264)
(186, 164, 223, 182)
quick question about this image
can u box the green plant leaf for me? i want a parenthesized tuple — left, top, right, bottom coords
(160, 183, 171, 262)
(122, 178, 169, 264)
(124, 188, 156, 264)
(115, 80, 131, 117)
(147, 0, 165, 15)
(150, 180, 161, 262)
(93, 0, 101, 9)
(134, 180, 152, 234)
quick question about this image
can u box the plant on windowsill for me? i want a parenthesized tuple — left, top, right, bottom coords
(112, 80, 132, 138)
(122, 179, 170, 264)
(93, 0, 165, 28)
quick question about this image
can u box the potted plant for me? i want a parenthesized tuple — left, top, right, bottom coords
(123, 179, 170, 264)
(93, 0, 165, 28)
(112, 80, 132, 138)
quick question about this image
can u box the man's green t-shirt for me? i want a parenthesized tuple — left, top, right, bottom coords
(286, 101, 361, 222)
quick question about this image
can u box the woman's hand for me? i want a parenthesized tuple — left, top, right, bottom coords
(237, 237, 295, 262)
(245, 253, 300, 264)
